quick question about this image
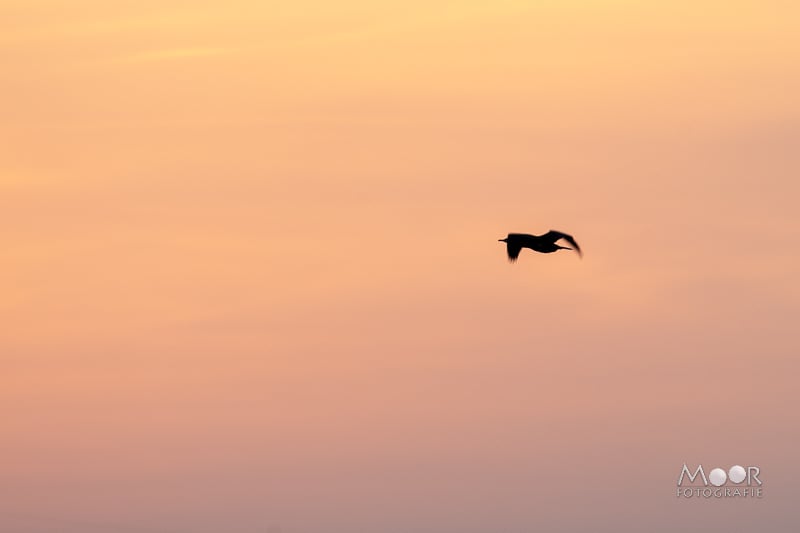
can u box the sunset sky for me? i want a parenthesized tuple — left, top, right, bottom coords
(2, 1, 799, 531)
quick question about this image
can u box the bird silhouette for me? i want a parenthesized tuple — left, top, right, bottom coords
(498, 230, 582, 262)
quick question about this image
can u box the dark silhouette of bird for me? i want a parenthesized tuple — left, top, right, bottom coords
(498, 230, 582, 262)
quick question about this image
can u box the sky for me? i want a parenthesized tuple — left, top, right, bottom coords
(2, 1, 799, 532)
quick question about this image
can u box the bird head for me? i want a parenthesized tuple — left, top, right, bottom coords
(557, 244, 582, 258)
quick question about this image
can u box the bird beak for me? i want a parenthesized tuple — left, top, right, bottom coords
(498, 238, 507, 242)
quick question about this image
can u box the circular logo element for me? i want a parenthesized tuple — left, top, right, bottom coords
(729, 465, 747, 484)
(709, 468, 727, 486)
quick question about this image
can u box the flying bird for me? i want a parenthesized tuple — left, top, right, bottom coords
(498, 230, 582, 262)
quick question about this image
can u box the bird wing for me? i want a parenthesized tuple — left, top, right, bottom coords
(542, 230, 582, 257)
(506, 241, 522, 262)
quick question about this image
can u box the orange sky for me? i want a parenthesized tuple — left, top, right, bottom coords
(2, 1, 799, 531)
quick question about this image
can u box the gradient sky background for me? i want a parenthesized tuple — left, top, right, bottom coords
(2, 1, 799, 532)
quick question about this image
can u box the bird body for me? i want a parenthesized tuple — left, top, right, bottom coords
(499, 230, 582, 261)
